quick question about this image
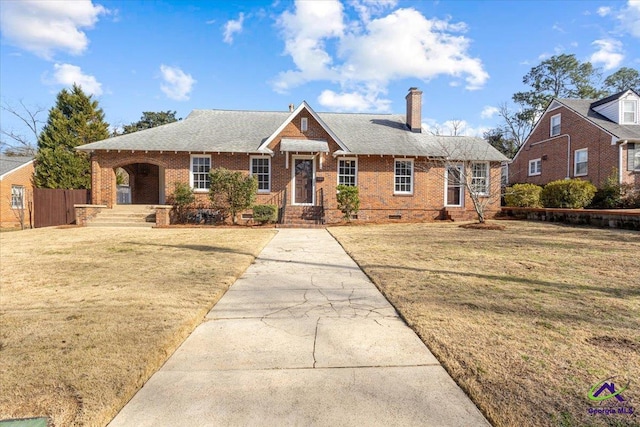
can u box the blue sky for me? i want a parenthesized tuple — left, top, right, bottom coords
(1, 0, 639, 144)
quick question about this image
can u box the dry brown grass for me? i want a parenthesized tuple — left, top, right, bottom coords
(0, 227, 275, 426)
(329, 221, 640, 427)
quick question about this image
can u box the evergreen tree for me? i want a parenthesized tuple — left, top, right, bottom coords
(34, 84, 109, 189)
(122, 111, 179, 134)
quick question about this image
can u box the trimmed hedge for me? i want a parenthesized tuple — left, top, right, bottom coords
(541, 179, 597, 209)
(252, 204, 278, 224)
(504, 183, 543, 208)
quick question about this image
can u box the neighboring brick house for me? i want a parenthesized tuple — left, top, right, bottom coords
(76, 88, 507, 224)
(0, 155, 34, 228)
(510, 89, 640, 189)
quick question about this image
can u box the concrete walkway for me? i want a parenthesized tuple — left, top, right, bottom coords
(109, 229, 490, 427)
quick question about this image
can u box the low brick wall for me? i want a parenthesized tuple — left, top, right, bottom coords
(154, 205, 172, 227)
(74, 204, 107, 226)
(501, 207, 640, 230)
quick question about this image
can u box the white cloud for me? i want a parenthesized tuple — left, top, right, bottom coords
(159, 65, 196, 101)
(223, 13, 245, 44)
(597, 6, 611, 16)
(0, 0, 107, 59)
(349, 0, 397, 22)
(49, 63, 103, 95)
(590, 39, 624, 70)
(318, 89, 391, 112)
(617, 0, 640, 37)
(552, 23, 565, 33)
(274, 2, 488, 112)
(480, 106, 499, 119)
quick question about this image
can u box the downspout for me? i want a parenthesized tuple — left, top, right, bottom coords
(566, 134, 571, 179)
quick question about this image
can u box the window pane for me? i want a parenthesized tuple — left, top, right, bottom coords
(394, 160, 412, 193)
(11, 186, 24, 209)
(252, 158, 270, 191)
(338, 159, 357, 186)
(471, 163, 488, 194)
(192, 157, 211, 189)
(551, 115, 561, 136)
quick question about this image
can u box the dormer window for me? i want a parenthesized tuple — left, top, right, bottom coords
(301, 117, 308, 132)
(550, 114, 561, 136)
(622, 100, 637, 124)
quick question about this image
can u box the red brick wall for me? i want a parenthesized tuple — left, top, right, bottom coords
(510, 106, 636, 188)
(0, 161, 34, 228)
(88, 109, 503, 221)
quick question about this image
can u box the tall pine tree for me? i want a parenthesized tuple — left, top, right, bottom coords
(34, 84, 109, 189)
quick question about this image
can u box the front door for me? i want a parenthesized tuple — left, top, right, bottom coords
(294, 158, 314, 204)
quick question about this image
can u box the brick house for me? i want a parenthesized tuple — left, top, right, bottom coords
(76, 88, 507, 224)
(509, 89, 640, 189)
(0, 155, 34, 228)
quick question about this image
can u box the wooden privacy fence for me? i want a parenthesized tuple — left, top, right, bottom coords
(33, 188, 90, 228)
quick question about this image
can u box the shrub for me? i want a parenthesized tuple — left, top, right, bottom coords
(168, 182, 195, 223)
(541, 179, 597, 209)
(252, 204, 278, 224)
(589, 170, 622, 209)
(336, 185, 360, 222)
(504, 183, 543, 208)
(621, 184, 640, 208)
(209, 168, 257, 224)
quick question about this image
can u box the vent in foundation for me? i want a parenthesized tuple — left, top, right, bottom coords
(241, 213, 254, 219)
(388, 214, 402, 220)
(351, 214, 358, 220)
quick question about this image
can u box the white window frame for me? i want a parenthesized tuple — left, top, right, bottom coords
(11, 185, 24, 209)
(301, 117, 308, 132)
(528, 158, 542, 176)
(337, 158, 358, 187)
(550, 114, 561, 137)
(190, 155, 211, 192)
(574, 148, 588, 177)
(250, 156, 271, 193)
(471, 162, 490, 196)
(445, 164, 464, 207)
(622, 100, 637, 124)
(394, 159, 414, 195)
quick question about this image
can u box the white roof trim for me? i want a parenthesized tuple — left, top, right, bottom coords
(0, 159, 34, 181)
(257, 101, 350, 152)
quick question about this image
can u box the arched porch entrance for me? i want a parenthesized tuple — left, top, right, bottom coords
(115, 163, 165, 205)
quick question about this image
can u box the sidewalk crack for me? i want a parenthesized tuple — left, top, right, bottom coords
(312, 317, 320, 368)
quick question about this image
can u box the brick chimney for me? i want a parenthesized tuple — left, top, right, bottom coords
(405, 87, 422, 132)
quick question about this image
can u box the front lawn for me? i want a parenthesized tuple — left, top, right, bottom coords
(0, 227, 275, 426)
(329, 221, 639, 427)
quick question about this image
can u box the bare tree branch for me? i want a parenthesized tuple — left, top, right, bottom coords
(1, 100, 45, 155)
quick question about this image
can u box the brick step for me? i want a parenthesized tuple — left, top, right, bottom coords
(88, 205, 156, 228)
(282, 206, 324, 225)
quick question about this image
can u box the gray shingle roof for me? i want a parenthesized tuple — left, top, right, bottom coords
(77, 108, 508, 162)
(281, 139, 329, 153)
(557, 98, 640, 141)
(0, 155, 34, 178)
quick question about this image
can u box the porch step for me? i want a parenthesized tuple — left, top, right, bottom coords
(87, 205, 156, 228)
(281, 205, 324, 226)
